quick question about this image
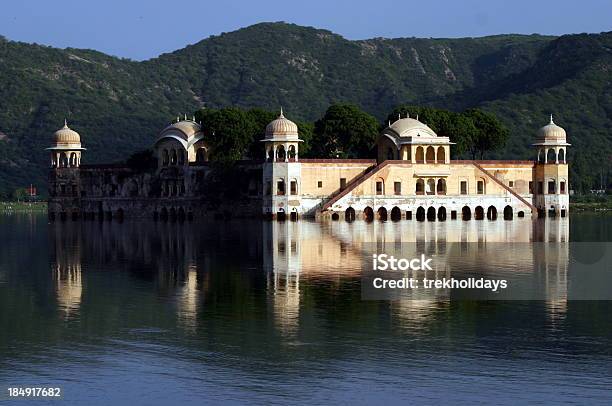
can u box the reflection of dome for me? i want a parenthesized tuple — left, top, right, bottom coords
(385, 117, 437, 138)
(537, 115, 566, 141)
(53, 120, 81, 145)
(160, 119, 202, 140)
(265, 108, 299, 140)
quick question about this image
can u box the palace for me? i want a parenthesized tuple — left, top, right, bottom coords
(47, 111, 569, 221)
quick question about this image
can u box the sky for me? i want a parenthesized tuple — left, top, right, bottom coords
(1, 0, 611, 60)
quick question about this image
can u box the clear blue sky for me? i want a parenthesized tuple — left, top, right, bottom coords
(2, 0, 611, 60)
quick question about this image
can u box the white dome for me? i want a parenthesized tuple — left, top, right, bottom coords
(537, 115, 566, 141)
(384, 117, 437, 138)
(52, 120, 81, 145)
(265, 109, 299, 140)
(160, 118, 202, 140)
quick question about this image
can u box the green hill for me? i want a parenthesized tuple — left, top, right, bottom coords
(0, 22, 610, 196)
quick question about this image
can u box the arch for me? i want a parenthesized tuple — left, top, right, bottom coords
(277, 209, 286, 221)
(437, 206, 447, 221)
(415, 146, 424, 163)
(288, 145, 296, 160)
(547, 148, 556, 163)
(331, 212, 340, 221)
(169, 207, 177, 221)
(427, 207, 436, 221)
(475, 206, 484, 220)
(487, 206, 498, 220)
(162, 149, 169, 166)
(416, 178, 425, 195)
(558, 148, 565, 163)
(276, 145, 286, 161)
(266, 147, 274, 162)
(390, 207, 402, 222)
(436, 146, 446, 163)
(517, 211, 525, 218)
(196, 147, 208, 163)
(345, 207, 356, 222)
(178, 207, 186, 222)
(377, 207, 388, 221)
(436, 179, 446, 195)
(416, 207, 426, 222)
(426, 179, 435, 195)
(59, 152, 68, 168)
(363, 206, 374, 222)
(69, 152, 77, 167)
(170, 149, 178, 165)
(462, 206, 471, 221)
(503, 205, 513, 220)
(290, 211, 298, 221)
(537, 148, 545, 163)
(386, 147, 395, 160)
(426, 146, 435, 163)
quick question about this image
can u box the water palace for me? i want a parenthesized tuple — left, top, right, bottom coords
(47, 111, 570, 221)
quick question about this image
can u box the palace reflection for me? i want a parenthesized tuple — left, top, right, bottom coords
(48, 218, 570, 333)
(262, 218, 571, 331)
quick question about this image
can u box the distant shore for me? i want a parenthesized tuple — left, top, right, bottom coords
(570, 195, 612, 212)
(0, 201, 47, 213)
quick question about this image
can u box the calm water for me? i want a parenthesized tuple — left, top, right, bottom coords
(0, 213, 611, 405)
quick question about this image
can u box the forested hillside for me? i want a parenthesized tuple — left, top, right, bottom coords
(0, 22, 610, 195)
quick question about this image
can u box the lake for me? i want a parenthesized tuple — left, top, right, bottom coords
(0, 213, 611, 405)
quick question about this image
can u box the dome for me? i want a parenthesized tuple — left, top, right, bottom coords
(537, 115, 566, 141)
(160, 118, 202, 140)
(265, 109, 299, 140)
(53, 120, 81, 145)
(385, 117, 437, 138)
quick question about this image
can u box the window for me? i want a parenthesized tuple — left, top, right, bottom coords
(548, 180, 556, 194)
(290, 180, 297, 195)
(537, 182, 544, 194)
(560, 181, 566, 194)
(460, 181, 467, 195)
(477, 180, 484, 194)
(509, 181, 514, 187)
(277, 179, 286, 195)
(394, 182, 401, 195)
(416, 179, 424, 195)
(529, 181, 533, 194)
(340, 178, 347, 190)
(376, 181, 384, 195)
(317, 181, 323, 188)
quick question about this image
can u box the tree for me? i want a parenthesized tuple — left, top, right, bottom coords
(312, 104, 380, 158)
(195, 107, 256, 163)
(463, 109, 509, 159)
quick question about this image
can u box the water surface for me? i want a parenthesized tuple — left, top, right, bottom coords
(0, 213, 611, 405)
